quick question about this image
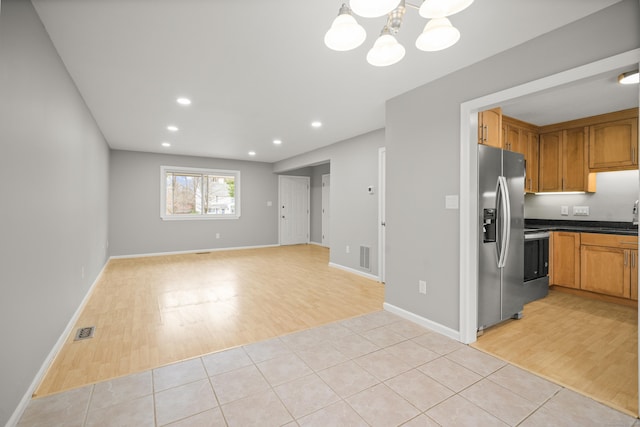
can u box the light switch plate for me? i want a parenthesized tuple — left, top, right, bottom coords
(561, 206, 569, 216)
(573, 206, 590, 216)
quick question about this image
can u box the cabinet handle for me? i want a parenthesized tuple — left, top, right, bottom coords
(633, 146, 636, 164)
(483, 125, 488, 142)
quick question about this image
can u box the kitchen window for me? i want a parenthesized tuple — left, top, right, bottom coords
(161, 166, 240, 220)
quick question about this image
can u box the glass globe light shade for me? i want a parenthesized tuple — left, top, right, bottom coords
(366, 33, 405, 67)
(419, 0, 474, 18)
(350, 0, 402, 18)
(324, 8, 367, 51)
(415, 18, 460, 52)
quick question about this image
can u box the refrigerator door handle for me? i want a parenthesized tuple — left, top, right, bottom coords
(500, 176, 511, 268)
(495, 176, 509, 268)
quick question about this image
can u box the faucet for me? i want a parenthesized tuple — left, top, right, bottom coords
(634, 200, 639, 225)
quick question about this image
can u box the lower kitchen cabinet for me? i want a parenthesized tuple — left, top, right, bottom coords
(552, 232, 638, 301)
(550, 232, 581, 289)
(580, 244, 630, 298)
(631, 250, 638, 301)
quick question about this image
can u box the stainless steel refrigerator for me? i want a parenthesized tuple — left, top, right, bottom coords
(478, 144, 525, 331)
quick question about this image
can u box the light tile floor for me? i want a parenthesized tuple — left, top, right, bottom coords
(17, 311, 639, 427)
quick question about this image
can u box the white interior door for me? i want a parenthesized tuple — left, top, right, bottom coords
(379, 147, 386, 283)
(322, 174, 330, 247)
(279, 176, 310, 245)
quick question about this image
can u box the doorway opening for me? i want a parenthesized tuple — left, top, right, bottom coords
(459, 49, 640, 415)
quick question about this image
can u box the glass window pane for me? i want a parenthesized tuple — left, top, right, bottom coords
(166, 173, 203, 215)
(205, 175, 235, 214)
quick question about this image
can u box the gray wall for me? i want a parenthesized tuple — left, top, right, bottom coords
(0, 0, 110, 425)
(385, 0, 640, 331)
(109, 150, 279, 256)
(525, 170, 639, 222)
(274, 129, 384, 276)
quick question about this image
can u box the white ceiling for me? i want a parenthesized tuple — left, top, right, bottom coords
(32, 0, 631, 163)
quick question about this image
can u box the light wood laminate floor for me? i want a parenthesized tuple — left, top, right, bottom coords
(35, 245, 384, 397)
(472, 289, 638, 416)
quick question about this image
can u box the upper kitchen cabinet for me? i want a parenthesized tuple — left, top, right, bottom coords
(589, 110, 638, 172)
(538, 126, 594, 192)
(503, 116, 539, 192)
(478, 107, 502, 148)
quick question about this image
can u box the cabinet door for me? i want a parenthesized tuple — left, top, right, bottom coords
(580, 245, 630, 298)
(538, 132, 562, 192)
(478, 108, 502, 148)
(525, 131, 539, 193)
(632, 250, 638, 301)
(550, 232, 580, 288)
(589, 118, 638, 171)
(562, 127, 588, 191)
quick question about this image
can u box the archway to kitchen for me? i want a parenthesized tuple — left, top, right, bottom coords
(458, 49, 640, 415)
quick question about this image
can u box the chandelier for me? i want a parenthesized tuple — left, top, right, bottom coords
(324, 0, 473, 67)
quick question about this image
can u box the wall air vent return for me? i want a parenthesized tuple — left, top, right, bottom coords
(360, 245, 371, 271)
(74, 326, 95, 341)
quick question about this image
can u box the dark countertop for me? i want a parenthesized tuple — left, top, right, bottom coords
(525, 219, 638, 236)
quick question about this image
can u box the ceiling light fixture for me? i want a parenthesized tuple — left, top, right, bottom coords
(167, 125, 179, 132)
(618, 70, 639, 85)
(161, 142, 171, 147)
(325, 0, 473, 66)
(176, 97, 191, 105)
(311, 121, 323, 128)
(273, 139, 282, 145)
(248, 151, 256, 156)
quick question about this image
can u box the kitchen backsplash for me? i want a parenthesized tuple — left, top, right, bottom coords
(524, 170, 639, 222)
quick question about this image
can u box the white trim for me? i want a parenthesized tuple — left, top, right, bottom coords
(378, 147, 386, 283)
(308, 241, 327, 248)
(459, 49, 640, 345)
(160, 165, 241, 220)
(384, 302, 461, 341)
(109, 244, 280, 260)
(328, 262, 380, 282)
(7, 262, 108, 427)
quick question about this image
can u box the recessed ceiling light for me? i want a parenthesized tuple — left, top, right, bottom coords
(162, 142, 171, 147)
(618, 70, 639, 85)
(167, 125, 179, 132)
(311, 121, 322, 128)
(273, 139, 282, 145)
(248, 151, 256, 156)
(176, 97, 191, 105)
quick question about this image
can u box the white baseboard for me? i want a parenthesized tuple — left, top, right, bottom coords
(109, 244, 280, 260)
(308, 241, 328, 248)
(383, 302, 461, 341)
(328, 262, 380, 282)
(6, 262, 109, 427)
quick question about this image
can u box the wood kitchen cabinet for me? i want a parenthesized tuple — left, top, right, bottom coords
(503, 116, 539, 192)
(589, 117, 638, 171)
(478, 107, 502, 148)
(580, 233, 638, 299)
(632, 249, 638, 301)
(525, 130, 539, 193)
(550, 231, 581, 289)
(538, 127, 593, 192)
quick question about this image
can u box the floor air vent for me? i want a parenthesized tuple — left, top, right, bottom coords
(74, 326, 95, 341)
(360, 246, 371, 271)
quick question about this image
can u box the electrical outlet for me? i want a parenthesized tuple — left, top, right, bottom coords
(216, 233, 220, 239)
(346, 245, 350, 254)
(561, 206, 569, 216)
(419, 280, 427, 294)
(573, 206, 590, 216)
